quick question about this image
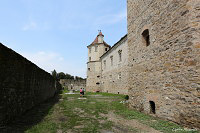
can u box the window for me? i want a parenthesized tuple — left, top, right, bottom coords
(89, 57, 91, 61)
(88, 68, 90, 71)
(104, 60, 106, 69)
(110, 56, 113, 66)
(105, 48, 108, 51)
(118, 50, 122, 62)
(95, 46, 98, 52)
(97, 75, 100, 78)
(118, 72, 121, 79)
(89, 48, 91, 53)
(142, 29, 150, 46)
(96, 82, 100, 85)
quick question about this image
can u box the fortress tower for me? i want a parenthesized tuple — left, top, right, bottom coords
(86, 31, 111, 92)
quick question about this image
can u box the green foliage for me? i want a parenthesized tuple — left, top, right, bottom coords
(65, 73, 74, 79)
(57, 72, 66, 80)
(51, 69, 85, 81)
(51, 70, 57, 80)
(124, 95, 129, 100)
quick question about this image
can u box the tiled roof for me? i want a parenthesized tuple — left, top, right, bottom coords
(98, 31, 104, 37)
(88, 31, 111, 48)
(92, 36, 98, 44)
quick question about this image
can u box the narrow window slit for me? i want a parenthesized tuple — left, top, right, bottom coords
(142, 29, 150, 46)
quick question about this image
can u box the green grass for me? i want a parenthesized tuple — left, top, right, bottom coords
(25, 91, 199, 133)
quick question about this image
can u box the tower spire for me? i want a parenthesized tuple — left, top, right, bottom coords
(98, 30, 104, 37)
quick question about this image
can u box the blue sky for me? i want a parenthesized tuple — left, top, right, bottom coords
(0, 0, 127, 78)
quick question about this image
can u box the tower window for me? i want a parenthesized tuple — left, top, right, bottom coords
(88, 68, 90, 71)
(95, 46, 98, 52)
(96, 82, 100, 85)
(142, 29, 150, 46)
(105, 48, 108, 51)
(89, 48, 91, 53)
(89, 57, 91, 61)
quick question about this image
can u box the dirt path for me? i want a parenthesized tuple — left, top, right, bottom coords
(101, 112, 161, 133)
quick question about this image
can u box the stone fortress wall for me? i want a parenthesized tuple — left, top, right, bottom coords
(0, 43, 61, 125)
(60, 79, 86, 91)
(101, 35, 129, 94)
(127, 0, 200, 128)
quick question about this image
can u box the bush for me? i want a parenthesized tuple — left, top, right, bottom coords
(124, 95, 129, 100)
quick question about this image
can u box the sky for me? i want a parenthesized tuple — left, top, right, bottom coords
(0, 0, 127, 78)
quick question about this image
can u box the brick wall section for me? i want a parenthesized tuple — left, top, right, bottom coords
(0, 43, 61, 125)
(127, 0, 200, 128)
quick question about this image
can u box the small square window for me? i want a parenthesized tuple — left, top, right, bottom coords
(118, 50, 122, 62)
(110, 56, 113, 66)
(104, 60, 106, 69)
(118, 72, 121, 79)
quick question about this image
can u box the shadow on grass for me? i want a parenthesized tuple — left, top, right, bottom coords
(0, 94, 62, 133)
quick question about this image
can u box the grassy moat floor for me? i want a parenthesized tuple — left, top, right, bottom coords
(2, 90, 199, 133)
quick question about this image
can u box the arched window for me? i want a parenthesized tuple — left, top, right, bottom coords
(142, 29, 150, 46)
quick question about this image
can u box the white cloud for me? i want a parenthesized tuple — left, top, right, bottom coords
(22, 19, 51, 31)
(22, 21, 38, 31)
(21, 51, 86, 78)
(94, 10, 127, 25)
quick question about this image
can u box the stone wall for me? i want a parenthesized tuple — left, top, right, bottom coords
(127, 0, 200, 128)
(0, 43, 61, 125)
(60, 79, 86, 91)
(101, 35, 129, 94)
(86, 61, 102, 92)
(86, 32, 111, 92)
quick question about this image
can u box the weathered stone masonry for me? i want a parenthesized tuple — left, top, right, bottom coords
(60, 79, 86, 90)
(127, 0, 200, 128)
(0, 43, 61, 125)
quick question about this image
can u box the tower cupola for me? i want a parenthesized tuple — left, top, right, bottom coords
(97, 30, 104, 43)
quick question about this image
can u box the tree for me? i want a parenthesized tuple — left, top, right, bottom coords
(65, 73, 73, 79)
(51, 70, 57, 80)
(57, 72, 66, 80)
